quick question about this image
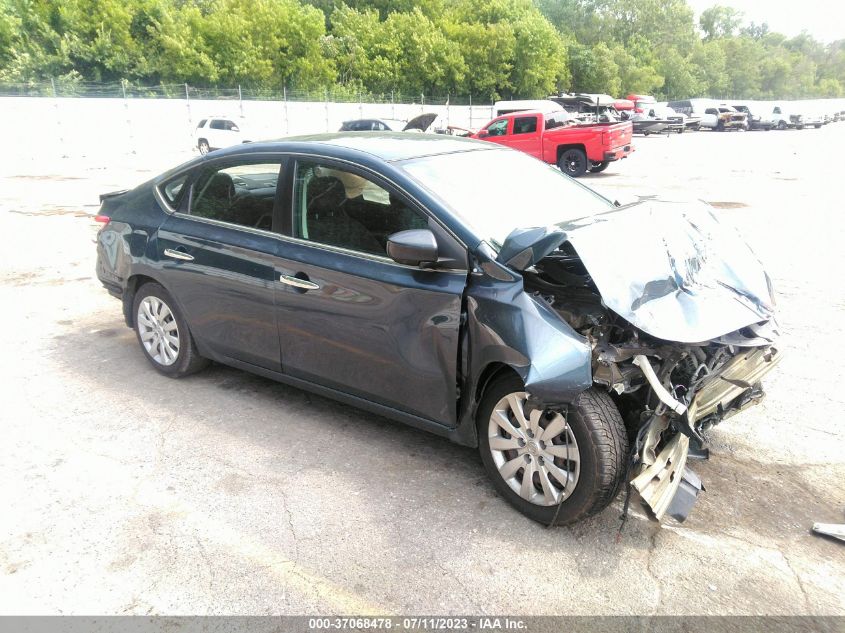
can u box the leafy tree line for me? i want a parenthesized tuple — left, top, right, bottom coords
(1, 0, 843, 100)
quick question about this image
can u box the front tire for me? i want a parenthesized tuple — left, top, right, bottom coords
(557, 148, 588, 177)
(589, 161, 610, 173)
(477, 375, 629, 526)
(133, 282, 208, 377)
(198, 139, 210, 155)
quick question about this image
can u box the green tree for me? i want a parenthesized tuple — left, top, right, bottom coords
(568, 42, 620, 95)
(699, 5, 742, 40)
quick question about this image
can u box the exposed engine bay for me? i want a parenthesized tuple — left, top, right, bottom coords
(523, 241, 782, 522)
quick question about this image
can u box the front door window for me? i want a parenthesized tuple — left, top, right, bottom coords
(293, 161, 427, 257)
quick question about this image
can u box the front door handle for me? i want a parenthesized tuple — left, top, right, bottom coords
(164, 248, 194, 262)
(279, 274, 320, 291)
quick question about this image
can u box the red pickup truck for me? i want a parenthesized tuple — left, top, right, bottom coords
(473, 110, 634, 176)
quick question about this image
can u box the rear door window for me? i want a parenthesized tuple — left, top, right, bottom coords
(190, 161, 283, 231)
(512, 116, 538, 135)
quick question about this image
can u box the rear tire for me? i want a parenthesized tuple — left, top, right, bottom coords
(133, 282, 208, 378)
(477, 375, 629, 526)
(557, 148, 588, 177)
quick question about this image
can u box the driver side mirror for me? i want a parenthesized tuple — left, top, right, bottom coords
(476, 129, 490, 138)
(387, 229, 438, 267)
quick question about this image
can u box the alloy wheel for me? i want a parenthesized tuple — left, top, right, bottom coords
(487, 392, 580, 506)
(137, 296, 180, 366)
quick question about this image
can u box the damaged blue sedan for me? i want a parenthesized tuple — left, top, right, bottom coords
(95, 133, 781, 525)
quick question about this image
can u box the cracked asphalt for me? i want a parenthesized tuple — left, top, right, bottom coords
(0, 125, 844, 616)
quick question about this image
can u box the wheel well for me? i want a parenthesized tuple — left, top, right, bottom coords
(122, 274, 157, 327)
(475, 362, 522, 403)
(556, 144, 587, 163)
(197, 138, 208, 146)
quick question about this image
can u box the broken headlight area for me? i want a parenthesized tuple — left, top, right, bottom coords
(523, 245, 782, 522)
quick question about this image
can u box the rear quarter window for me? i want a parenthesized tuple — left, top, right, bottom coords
(161, 174, 188, 207)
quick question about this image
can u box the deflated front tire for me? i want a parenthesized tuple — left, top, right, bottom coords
(478, 374, 629, 526)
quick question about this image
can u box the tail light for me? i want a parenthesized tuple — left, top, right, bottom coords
(94, 215, 111, 224)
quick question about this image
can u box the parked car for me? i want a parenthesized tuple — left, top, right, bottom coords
(731, 104, 774, 130)
(704, 105, 748, 131)
(666, 99, 719, 129)
(95, 133, 781, 526)
(194, 117, 251, 154)
(339, 118, 408, 131)
(473, 109, 633, 176)
(768, 104, 801, 130)
(801, 110, 824, 129)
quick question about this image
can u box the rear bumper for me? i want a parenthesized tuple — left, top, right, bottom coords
(604, 144, 633, 162)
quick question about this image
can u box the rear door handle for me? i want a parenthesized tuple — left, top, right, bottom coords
(279, 274, 319, 291)
(164, 248, 194, 262)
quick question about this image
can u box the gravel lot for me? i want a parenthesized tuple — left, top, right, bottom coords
(1, 126, 843, 616)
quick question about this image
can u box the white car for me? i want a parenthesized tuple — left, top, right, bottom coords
(769, 105, 801, 130)
(194, 117, 251, 154)
(800, 111, 824, 129)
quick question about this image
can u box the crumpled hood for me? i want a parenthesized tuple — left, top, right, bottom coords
(498, 199, 776, 343)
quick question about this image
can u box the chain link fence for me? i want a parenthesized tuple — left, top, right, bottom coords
(0, 79, 490, 106)
(1, 80, 499, 160)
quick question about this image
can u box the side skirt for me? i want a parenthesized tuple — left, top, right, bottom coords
(214, 353, 478, 448)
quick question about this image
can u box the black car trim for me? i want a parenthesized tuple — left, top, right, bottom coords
(159, 148, 471, 273)
(216, 353, 473, 442)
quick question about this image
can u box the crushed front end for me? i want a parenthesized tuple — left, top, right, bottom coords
(591, 323, 781, 521)
(508, 199, 783, 522)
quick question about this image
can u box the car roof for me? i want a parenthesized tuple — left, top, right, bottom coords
(207, 132, 497, 163)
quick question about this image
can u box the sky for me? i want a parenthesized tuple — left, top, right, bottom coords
(686, 0, 845, 43)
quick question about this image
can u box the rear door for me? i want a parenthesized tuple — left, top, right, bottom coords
(156, 156, 287, 370)
(272, 158, 468, 426)
(506, 115, 543, 159)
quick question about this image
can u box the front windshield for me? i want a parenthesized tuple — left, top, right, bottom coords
(399, 148, 614, 249)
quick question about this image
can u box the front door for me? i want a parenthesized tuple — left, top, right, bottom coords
(156, 157, 286, 370)
(274, 159, 467, 426)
